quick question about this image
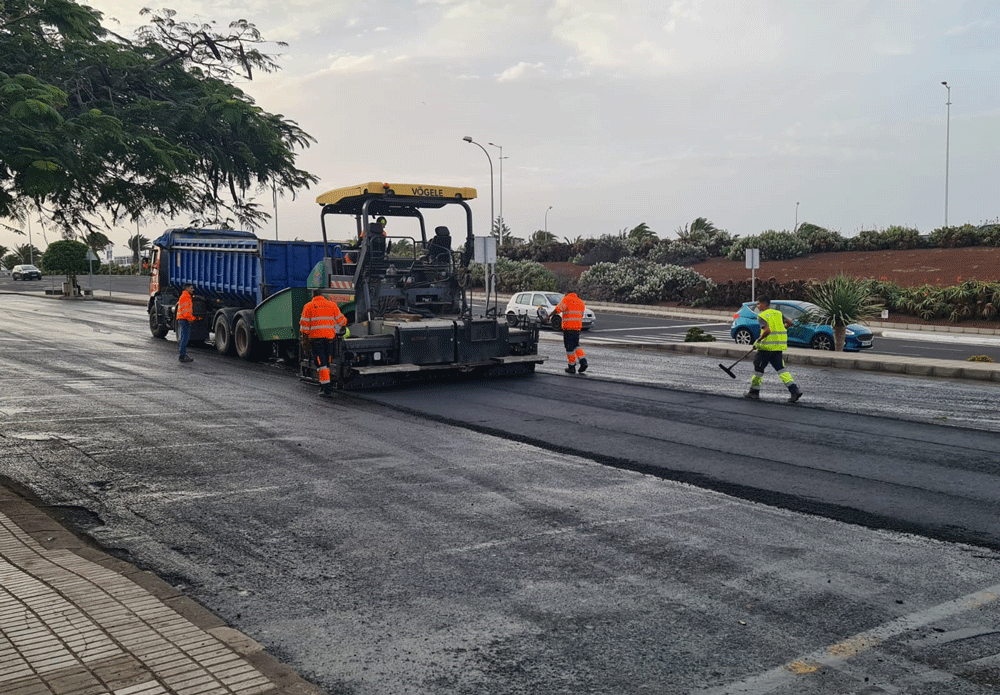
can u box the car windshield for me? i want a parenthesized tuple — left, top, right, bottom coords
(21, 265, 39, 271)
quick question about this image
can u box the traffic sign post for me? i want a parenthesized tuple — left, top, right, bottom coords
(745, 248, 760, 302)
(86, 249, 98, 294)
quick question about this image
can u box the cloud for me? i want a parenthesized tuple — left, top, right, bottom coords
(497, 61, 545, 82)
(321, 53, 376, 74)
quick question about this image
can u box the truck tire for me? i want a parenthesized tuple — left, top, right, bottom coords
(234, 316, 260, 361)
(149, 303, 168, 339)
(214, 314, 234, 355)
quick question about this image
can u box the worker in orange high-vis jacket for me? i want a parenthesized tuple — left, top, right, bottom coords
(550, 292, 589, 375)
(176, 283, 196, 363)
(299, 289, 349, 396)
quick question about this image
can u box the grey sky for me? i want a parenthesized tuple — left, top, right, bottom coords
(5, 0, 998, 254)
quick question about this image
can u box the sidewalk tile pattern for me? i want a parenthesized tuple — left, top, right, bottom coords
(0, 512, 278, 695)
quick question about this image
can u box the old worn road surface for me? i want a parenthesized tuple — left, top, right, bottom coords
(4, 294, 1000, 694)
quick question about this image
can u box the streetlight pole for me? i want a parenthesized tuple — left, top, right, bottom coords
(462, 137, 494, 242)
(27, 216, 33, 265)
(488, 142, 506, 247)
(941, 81, 951, 229)
(544, 205, 553, 234)
(795, 202, 799, 232)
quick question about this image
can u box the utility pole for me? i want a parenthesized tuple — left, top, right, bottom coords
(941, 81, 951, 229)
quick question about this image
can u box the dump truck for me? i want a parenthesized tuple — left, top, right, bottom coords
(146, 229, 330, 360)
(146, 182, 543, 389)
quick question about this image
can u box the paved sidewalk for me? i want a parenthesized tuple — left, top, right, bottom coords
(0, 485, 323, 695)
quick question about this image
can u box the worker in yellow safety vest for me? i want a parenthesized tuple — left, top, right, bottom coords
(300, 289, 349, 396)
(550, 292, 589, 375)
(745, 296, 803, 402)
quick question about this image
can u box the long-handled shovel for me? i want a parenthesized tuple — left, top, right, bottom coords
(719, 346, 756, 379)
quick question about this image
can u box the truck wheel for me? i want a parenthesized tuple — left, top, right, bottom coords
(234, 316, 258, 361)
(214, 314, 234, 355)
(149, 305, 168, 339)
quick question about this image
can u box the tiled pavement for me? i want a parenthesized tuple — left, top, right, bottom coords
(0, 486, 323, 695)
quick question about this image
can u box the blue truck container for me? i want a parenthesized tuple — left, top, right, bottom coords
(147, 228, 330, 360)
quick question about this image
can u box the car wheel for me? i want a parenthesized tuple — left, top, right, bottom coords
(733, 327, 754, 345)
(214, 314, 234, 355)
(811, 333, 834, 351)
(550, 315, 561, 331)
(506, 311, 520, 328)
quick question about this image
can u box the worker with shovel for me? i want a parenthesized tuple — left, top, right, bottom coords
(744, 297, 803, 403)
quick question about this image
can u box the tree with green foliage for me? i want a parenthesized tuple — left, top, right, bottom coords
(40, 239, 97, 292)
(0, 245, 7, 261)
(1, 1, 317, 236)
(807, 275, 883, 351)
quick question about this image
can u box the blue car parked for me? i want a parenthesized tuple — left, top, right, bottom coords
(730, 300, 874, 351)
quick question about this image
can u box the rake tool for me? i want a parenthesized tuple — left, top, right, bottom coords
(718, 346, 756, 379)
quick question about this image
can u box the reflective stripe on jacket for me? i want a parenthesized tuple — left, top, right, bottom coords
(300, 296, 347, 339)
(176, 290, 195, 321)
(554, 293, 586, 331)
(758, 308, 787, 351)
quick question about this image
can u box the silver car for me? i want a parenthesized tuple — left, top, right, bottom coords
(505, 291, 595, 330)
(12, 264, 42, 280)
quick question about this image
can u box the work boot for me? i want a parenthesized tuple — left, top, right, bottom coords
(578, 358, 588, 373)
(179, 355, 193, 363)
(788, 386, 803, 403)
(743, 390, 760, 400)
(565, 364, 576, 374)
(319, 385, 333, 397)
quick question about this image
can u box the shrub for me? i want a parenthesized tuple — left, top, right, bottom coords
(468, 257, 558, 293)
(727, 230, 809, 261)
(794, 223, 847, 252)
(848, 226, 925, 251)
(928, 224, 982, 248)
(577, 257, 714, 305)
(647, 240, 708, 266)
(967, 355, 995, 363)
(684, 326, 716, 342)
(576, 235, 631, 266)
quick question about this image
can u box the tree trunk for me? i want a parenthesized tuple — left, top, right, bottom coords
(833, 324, 847, 351)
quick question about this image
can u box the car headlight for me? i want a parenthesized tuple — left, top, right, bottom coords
(845, 329, 855, 336)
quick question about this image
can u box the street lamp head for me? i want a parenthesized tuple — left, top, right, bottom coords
(462, 136, 473, 143)
(941, 81, 948, 87)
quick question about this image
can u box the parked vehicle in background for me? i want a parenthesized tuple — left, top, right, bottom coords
(12, 264, 42, 280)
(505, 292, 596, 330)
(731, 300, 874, 351)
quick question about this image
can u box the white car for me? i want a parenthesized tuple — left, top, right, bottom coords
(505, 291, 595, 331)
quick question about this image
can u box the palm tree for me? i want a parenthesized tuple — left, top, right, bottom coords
(14, 243, 41, 264)
(127, 234, 150, 265)
(82, 231, 113, 255)
(530, 230, 557, 245)
(0, 245, 7, 261)
(627, 223, 657, 243)
(807, 275, 884, 351)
